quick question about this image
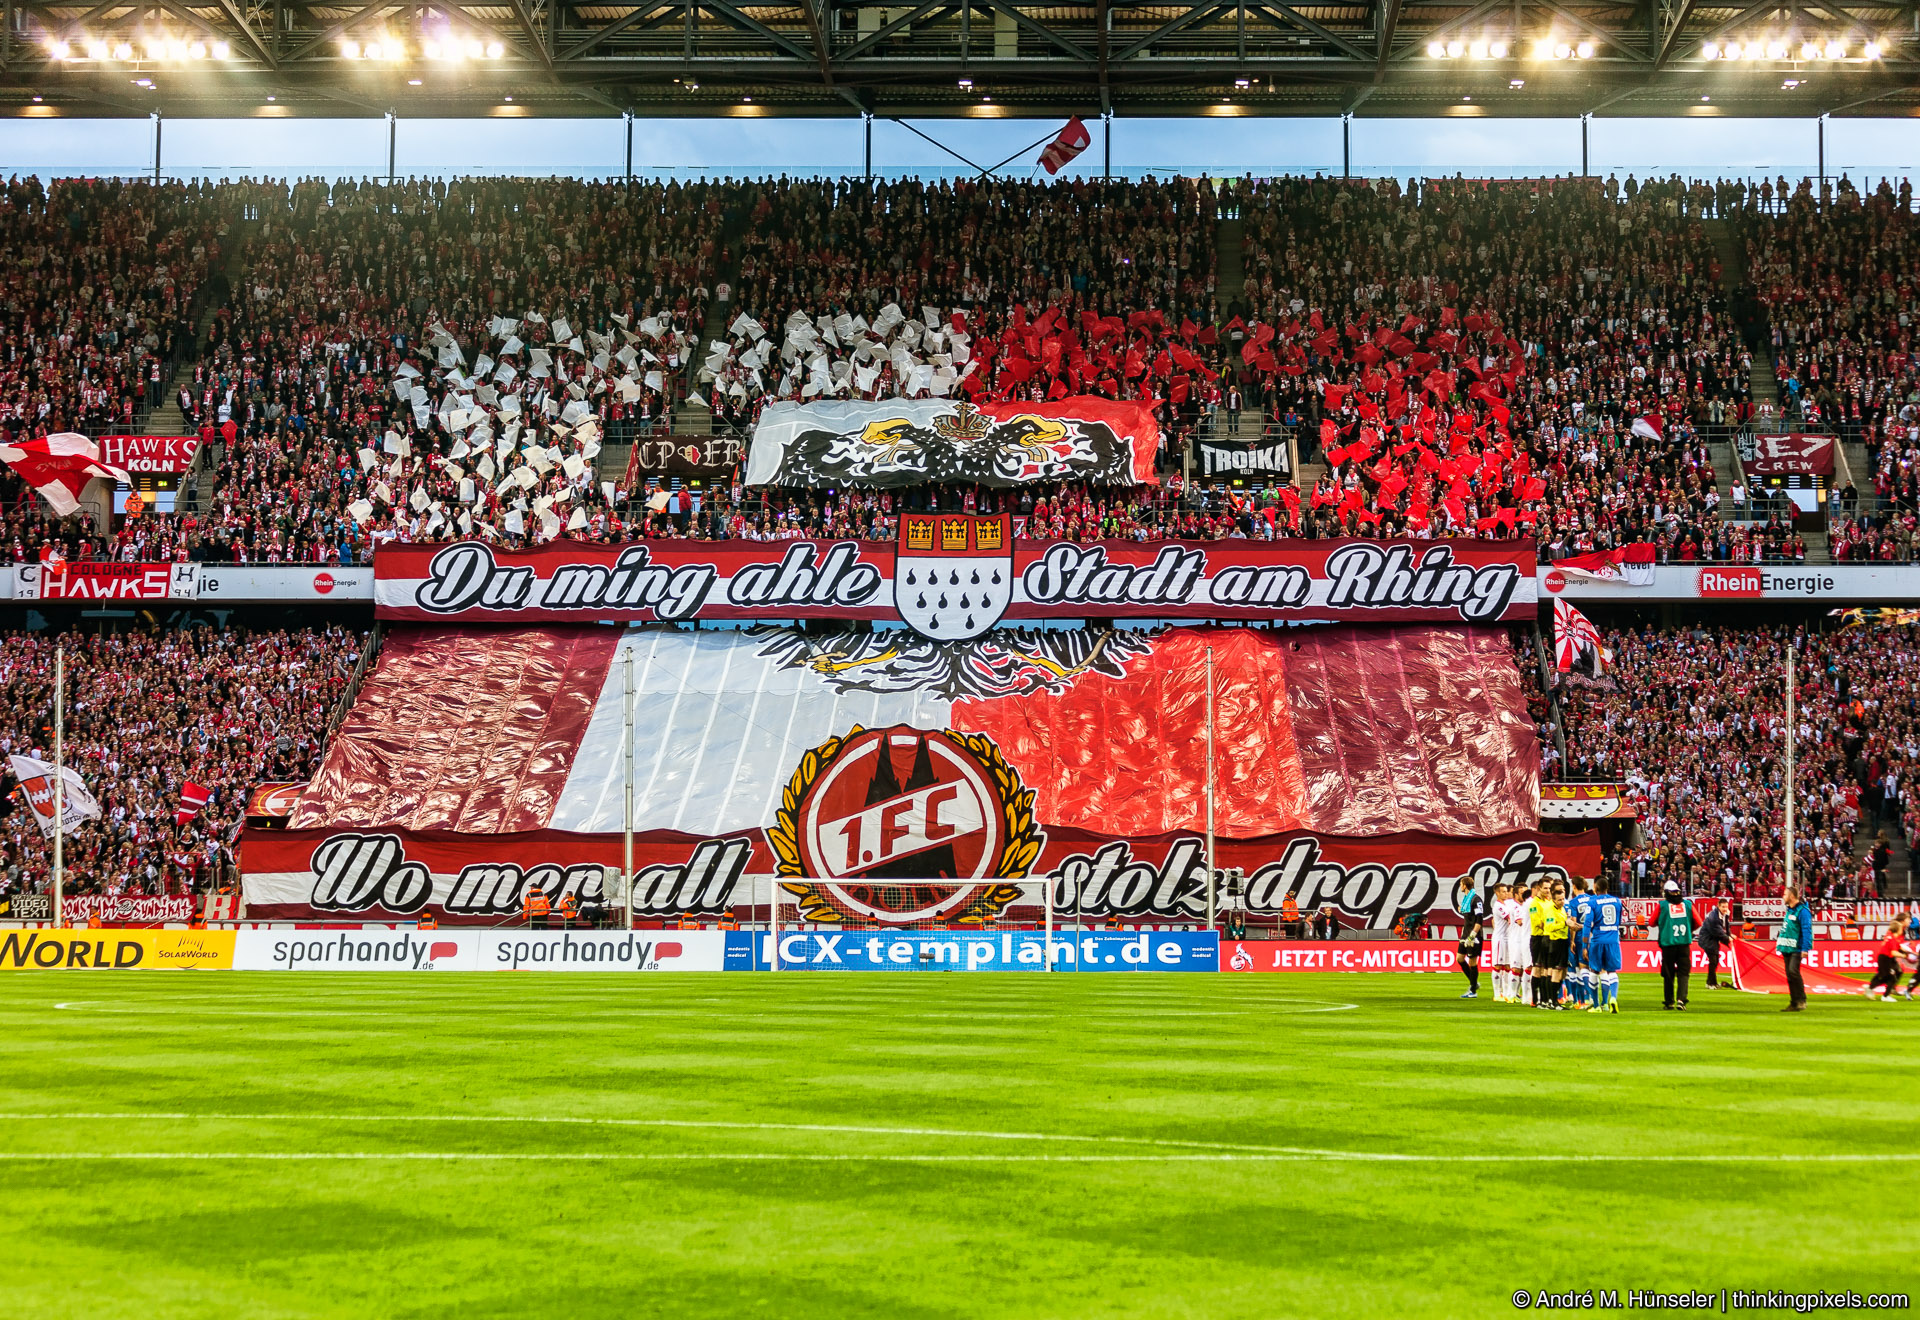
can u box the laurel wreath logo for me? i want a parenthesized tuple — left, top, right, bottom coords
(768, 724, 1044, 926)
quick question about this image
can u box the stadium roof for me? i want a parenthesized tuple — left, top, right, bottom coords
(2, 0, 1916, 122)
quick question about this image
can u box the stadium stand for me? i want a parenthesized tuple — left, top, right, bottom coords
(0, 625, 364, 900)
(0, 176, 236, 561)
(2, 169, 1918, 911)
(1550, 623, 1917, 900)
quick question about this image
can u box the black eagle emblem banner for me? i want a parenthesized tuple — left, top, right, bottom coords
(745, 398, 1160, 489)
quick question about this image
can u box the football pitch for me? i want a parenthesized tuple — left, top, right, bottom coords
(3, 971, 1916, 1319)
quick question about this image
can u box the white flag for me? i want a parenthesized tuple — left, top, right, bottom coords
(7, 754, 101, 837)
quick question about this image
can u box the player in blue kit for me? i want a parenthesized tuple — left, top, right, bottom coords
(1567, 877, 1596, 1009)
(1587, 877, 1625, 1012)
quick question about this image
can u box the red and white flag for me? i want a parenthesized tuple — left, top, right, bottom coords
(1629, 414, 1663, 443)
(1038, 117, 1092, 175)
(7, 754, 102, 837)
(1553, 599, 1612, 674)
(0, 433, 130, 518)
(1551, 541, 1656, 587)
(176, 781, 212, 826)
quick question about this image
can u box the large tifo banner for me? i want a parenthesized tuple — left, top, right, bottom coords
(746, 398, 1160, 488)
(374, 532, 1536, 633)
(247, 619, 1587, 926)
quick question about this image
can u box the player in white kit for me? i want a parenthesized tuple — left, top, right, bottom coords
(1488, 883, 1512, 1001)
(1504, 883, 1536, 1004)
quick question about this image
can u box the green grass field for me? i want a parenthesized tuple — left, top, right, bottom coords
(2, 971, 1917, 1319)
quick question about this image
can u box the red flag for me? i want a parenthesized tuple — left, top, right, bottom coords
(176, 781, 212, 826)
(1038, 116, 1092, 174)
(0, 433, 130, 517)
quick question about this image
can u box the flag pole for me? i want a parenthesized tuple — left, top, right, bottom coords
(978, 128, 1067, 180)
(1205, 643, 1216, 931)
(1785, 641, 1795, 896)
(53, 643, 64, 928)
(623, 645, 635, 931)
(1044, 845, 1054, 973)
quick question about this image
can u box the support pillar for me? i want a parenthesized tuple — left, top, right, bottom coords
(624, 110, 634, 183)
(386, 110, 396, 183)
(1341, 113, 1350, 178)
(152, 110, 161, 182)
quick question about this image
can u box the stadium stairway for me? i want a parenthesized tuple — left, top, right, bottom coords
(1216, 215, 1246, 312)
(144, 221, 257, 516)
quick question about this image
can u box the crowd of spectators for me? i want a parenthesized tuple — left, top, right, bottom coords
(1735, 173, 1920, 547)
(1553, 622, 1916, 899)
(703, 175, 1226, 451)
(152, 175, 745, 562)
(1232, 174, 1749, 552)
(0, 624, 364, 902)
(1, 169, 1916, 566)
(0, 174, 239, 564)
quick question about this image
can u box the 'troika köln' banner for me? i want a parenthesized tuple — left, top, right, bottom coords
(373, 530, 1537, 635)
(746, 398, 1160, 488)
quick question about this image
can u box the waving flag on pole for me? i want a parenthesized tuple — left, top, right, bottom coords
(1629, 414, 1663, 443)
(1038, 117, 1092, 175)
(1550, 541, 1658, 586)
(0, 433, 129, 518)
(1553, 599, 1612, 674)
(176, 781, 212, 826)
(7, 754, 101, 836)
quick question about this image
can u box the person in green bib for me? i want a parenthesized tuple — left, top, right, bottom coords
(1655, 880, 1697, 1010)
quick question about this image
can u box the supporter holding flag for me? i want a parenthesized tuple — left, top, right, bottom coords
(0, 433, 130, 518)
(1037, 117, 1092, 175)
(6, 754, 101, 836)
(1553, 599, 1612, 675)
(176, 781, 212, 826)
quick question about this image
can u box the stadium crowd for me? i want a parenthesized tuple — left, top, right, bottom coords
(0, 175, 240, 564)
(6, 170, 1898, 563)
(0, 625, 362, 902)
(1553, 622, 1917, 899)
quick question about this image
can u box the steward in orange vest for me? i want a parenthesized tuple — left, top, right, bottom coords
(523, 888, 552, 929)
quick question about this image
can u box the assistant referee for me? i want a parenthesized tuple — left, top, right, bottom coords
(1454, 877, 1486, 1000)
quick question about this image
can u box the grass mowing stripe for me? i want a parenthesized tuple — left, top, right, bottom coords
(5, 1151, 1920, 1163)
(7, 970, 1916, 1319)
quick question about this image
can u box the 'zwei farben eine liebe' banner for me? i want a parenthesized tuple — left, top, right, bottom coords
(373, 532, 1537, 633)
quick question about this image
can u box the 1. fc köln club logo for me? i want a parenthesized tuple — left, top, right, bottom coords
(894, 513, 1014, 641)
(768, 724, 1044, 925)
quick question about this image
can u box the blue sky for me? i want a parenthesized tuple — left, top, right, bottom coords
(1, 112, 1913, 181)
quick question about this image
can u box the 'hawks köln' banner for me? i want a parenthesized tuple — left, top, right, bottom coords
(745, 398, 1160, 488)
(372, 529, 1537, 636)
(242, 621, 1583, 926)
